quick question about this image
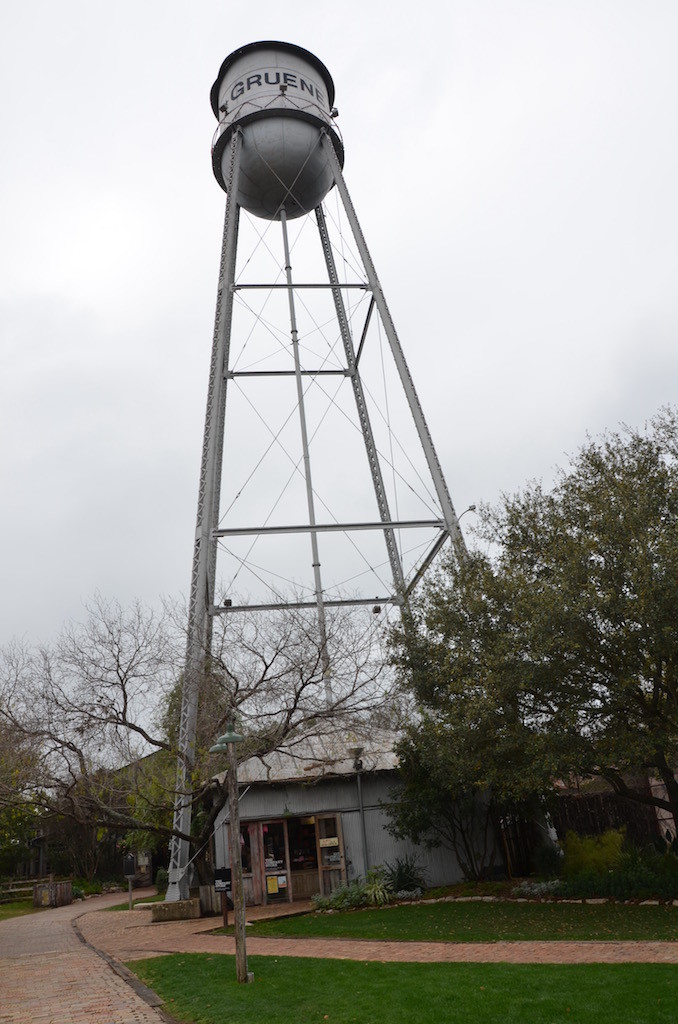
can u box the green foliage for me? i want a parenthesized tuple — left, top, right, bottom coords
(72, 877, 103, 895)
(311, 880, 368, 911)
(512, 878, 563, 898)
(0, 719, 41, 873)
(663, 833, 678, 856)
(387, 724, 505, 880)
(154, 867, 169, 893)
(0, 804, 39, 876)
(560, 844, 678, 901)
(384, 855, 427, 893)
(363, 866, 392, 906)
(562, 829, 625, 878)
(121, 750, 177, 853)
(531, 841, 564, 880)
(556, 829, 678, 899)
(311, 868, 395, 911)
(42, 815, 120, 881)
(389, 408, 678, 850)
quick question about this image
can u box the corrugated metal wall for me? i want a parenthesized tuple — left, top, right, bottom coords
(214, 771, 465, 888)
(235, 776, 359, 820)
(343, 803, 464, 887)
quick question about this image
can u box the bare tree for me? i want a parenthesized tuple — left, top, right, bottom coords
(0, 595, 391, 879)
(207, 602, 390, 751)
(0, 598, 181, 874)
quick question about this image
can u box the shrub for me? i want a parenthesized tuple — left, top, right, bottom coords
(559, 845, 678, 901)
(658, 850, 678, 882)
(394, 888, 423, 901)
(531, 841, 564, 880)
(312, 880, 367, 912)
(155, 868, 169, 893)
(384, 855, 427, 893)
(562, 829, 625, 878)
(311, 868, 395, 912)
(363, 867, 392, 907)
(513, 879, 564, 899)
(72, 877, 103, 896)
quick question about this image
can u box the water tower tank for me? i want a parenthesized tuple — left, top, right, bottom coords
(211, 41, 344, 220)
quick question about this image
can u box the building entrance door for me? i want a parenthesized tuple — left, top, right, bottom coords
(262, 820, 290, 902)
(316, 814, 346, 895)
(288, 816, 320, 899)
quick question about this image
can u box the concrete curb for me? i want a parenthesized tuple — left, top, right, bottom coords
(72, 911, 181, 1024)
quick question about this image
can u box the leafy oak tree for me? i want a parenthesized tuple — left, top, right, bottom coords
(390, 408, 678, 869)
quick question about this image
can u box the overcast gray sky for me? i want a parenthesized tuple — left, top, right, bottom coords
(2, 0, 677, 643)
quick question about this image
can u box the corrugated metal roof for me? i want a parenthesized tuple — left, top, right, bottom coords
(215, 728, 399, 785)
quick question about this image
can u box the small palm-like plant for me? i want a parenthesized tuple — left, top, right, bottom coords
(363, 866, 392, 906)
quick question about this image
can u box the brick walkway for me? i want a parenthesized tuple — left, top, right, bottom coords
(0, 890, 167, 1024)
(79, 905, 678, 965)
(3, 894, 678, 1024)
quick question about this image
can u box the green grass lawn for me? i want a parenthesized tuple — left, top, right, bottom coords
(0, 900, 41, 922)
(105, 891, 165, 911)
(238, 900, 678, 942)
(127, 953, 677, 1024)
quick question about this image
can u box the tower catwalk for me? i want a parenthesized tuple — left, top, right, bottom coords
(166, 42, 466, 901)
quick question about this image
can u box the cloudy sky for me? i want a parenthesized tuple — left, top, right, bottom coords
(2, 0, 677, 644)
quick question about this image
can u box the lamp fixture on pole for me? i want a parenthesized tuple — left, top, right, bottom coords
(347, 744, 369, 878)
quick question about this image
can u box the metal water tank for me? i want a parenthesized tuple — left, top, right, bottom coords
(211, 41, 344, 220)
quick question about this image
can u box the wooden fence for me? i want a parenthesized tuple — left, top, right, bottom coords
(551, 790, 662, 847)
(0, 876, 57, 905)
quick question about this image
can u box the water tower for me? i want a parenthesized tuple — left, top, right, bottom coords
(166, 41, 466, 900)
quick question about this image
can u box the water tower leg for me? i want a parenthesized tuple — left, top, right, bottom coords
(279, 207, 333, 703)
(320, 134, 467, 562)
(315, 204, 406, 601)
(166, 130, 243, 902)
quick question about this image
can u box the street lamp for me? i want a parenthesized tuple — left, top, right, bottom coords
(348, 745, 369, 879)
(209, 722, 253, 984)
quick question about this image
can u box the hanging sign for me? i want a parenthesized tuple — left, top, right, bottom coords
(214, 868, 232, 893)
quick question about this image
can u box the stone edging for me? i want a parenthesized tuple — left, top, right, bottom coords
(72, 911, 180, 1024)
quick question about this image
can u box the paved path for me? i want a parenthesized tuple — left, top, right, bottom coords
(0, 890, 168, 1024)
(79, 906, 678, 965)
(3, 894, 678, 1024)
